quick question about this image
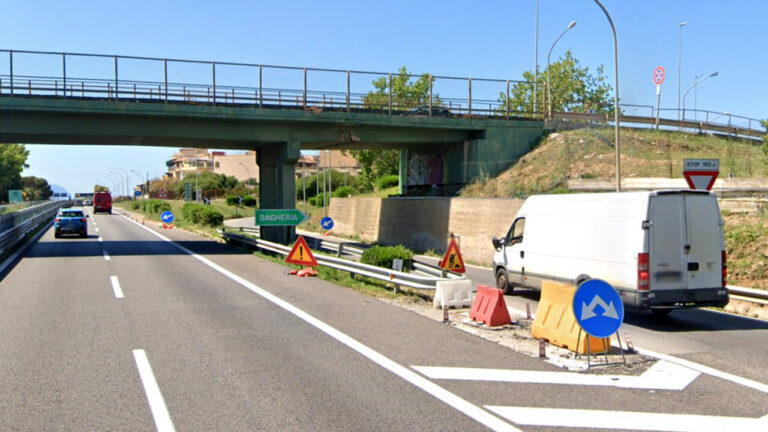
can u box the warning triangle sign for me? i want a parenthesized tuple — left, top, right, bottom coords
(439, 237, 466, 274)
(683, 171, 719, 191)
(285, 235, 318, 266)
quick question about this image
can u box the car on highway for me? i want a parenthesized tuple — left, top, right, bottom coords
(83, 199, 92, 206)
(54, 207, 89, 238)
(93, 192, 112, 214)
(408, 105, 451, 117)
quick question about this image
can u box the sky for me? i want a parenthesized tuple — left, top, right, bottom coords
(3, 0, 766, 194)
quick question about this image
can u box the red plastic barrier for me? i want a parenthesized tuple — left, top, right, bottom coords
(469, 285, 511, 327)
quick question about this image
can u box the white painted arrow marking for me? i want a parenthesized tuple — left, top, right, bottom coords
(412, 360, 700, 391)
(581, 295, 618, 320)
(485, 406, 768, 432)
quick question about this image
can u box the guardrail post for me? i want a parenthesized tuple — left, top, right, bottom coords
(114, 56, 119, 100)
(212, 62, 216, 106)
(303, 67, 307, 109)
(164, 59, 168, 103)
(258, 65, 263, 108)
(388, 73, 392, 115)
(506, 80, 510, 119)
(8, 50, 13, 96)
(346, 70, 350, 113)
(468, 78, 472, 116)
(428, 74, 433, 117)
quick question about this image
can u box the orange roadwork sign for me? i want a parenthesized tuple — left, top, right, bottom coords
(439, 237, 466, 273)
(285, 235, 318, 267)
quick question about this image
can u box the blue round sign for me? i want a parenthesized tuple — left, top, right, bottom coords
(572, 279, 624, 338)
(320, 216, 334, 230)
(160, 211, 174, 224)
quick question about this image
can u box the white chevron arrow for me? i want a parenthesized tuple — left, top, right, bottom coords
(581, 294, 619, 320)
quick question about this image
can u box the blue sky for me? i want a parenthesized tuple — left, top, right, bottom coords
(3, 0, 766, 194)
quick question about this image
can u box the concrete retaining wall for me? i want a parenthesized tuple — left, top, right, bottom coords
(329, 197, 524, 264)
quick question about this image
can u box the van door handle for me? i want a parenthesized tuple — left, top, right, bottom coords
(520, 251, 524, 258)
(683, 244, 691, 254)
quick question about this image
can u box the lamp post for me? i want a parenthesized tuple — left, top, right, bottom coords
(533, 0, 539, 117)
(547, 20, 577, 118)
(677, 21, 689, 121)
(130, 169, 147, 199)
(105, 173, 120, 197)
(592, 0, 621, 192)
(238, 162, 251, 192)
(109, 171, 125, 198)
(682, 72, 718, 130)
(693, 73, 703, 121)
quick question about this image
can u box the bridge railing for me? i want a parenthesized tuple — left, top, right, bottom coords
(0, 48, 764, 138)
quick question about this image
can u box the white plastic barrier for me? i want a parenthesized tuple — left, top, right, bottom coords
(433, 279, 474, 309)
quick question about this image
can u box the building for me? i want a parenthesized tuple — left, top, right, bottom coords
(212, 150, 259, 183)
(165, 149, 219, 181)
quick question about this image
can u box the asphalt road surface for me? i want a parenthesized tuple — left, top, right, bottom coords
(1, 212, 767, 431)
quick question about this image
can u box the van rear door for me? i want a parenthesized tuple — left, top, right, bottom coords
(649, 193, 722, 291)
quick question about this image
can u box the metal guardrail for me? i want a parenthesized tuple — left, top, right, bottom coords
(728, 285, 768, 306)
(0, 201, 68, 256)
(218, 227, 465, 290)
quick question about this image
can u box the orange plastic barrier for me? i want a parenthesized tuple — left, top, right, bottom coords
(531, 280, 610, 354)
(470, 285, 511, 327)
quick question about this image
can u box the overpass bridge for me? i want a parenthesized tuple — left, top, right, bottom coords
(0, 49, 544, 243)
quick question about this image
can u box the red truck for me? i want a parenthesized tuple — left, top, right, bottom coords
(93, 192, 112, 214)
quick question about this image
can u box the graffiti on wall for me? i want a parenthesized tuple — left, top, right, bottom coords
(407, 152, 444, 186)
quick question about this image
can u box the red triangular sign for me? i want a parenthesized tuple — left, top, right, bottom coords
(439, 237, 466, 273)
(683, 171, 719, 191)
(285, 235, 318, 267)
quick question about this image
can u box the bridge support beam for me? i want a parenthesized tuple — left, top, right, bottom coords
(257, 140, 300, 244)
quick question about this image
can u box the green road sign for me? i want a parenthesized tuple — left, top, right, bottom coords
(8, 190, 23, 203)
(255, 209, 308, 226)
(184, 183, 193, 201)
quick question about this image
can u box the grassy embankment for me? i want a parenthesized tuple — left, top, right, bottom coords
(462, 127, 768, 289)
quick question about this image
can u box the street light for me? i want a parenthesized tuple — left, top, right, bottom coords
(592, 0, 621, 192)
(108, 171, 125, 198)
(546, 20, 577, 118)
(677, 21, 689, 121)
(130, 169, 147, 199)
(682, 72, 718, 129)
(533, 0, 540, 117)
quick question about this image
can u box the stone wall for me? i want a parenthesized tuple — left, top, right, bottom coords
(329, 197, 524, 264)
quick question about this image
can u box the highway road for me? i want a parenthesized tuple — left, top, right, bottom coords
(1, 211, 767, 431)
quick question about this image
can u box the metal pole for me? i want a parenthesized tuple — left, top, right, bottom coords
(468, 78, 472, 115)
(506, 80, 510, 119)
(547, 21, 577, 119)
(164, 59, 168, 102)
(592, 0, 621, 192)
(677, 22, 688, 122)
(328, 150, 332, 204)
(212, 62, 216, 105)
(303, 68, 307, 109)
(9, 50, 13, 96)
(346, 70, 350, 113)
(388, 73, 392, 114)
(62, 53, 67, 98)
(258, 65, 263, 108)
(655, 85, 661, 130)
(533, 0, 539, 117)
(428, 75, 433, 117)
(114, 56, 119, 99)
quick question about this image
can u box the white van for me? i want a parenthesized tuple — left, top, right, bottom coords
(491, 190, 729, 314)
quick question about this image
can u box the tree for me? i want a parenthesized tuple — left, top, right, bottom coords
(499, 50, 613, 115)
(20, 176, 52, 200)
(0, 143, 30, 202)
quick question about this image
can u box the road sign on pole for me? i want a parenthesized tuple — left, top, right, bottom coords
(439, 237, 466, 274)
(573, 279, 624, 338)
(8, 189, 23, 203)
(653, 66, 665, 85)
(320, 216, 334, 230)
(653, 66, 665, 130)
(160, 211, 174, 224)
(159, 189, 167, 199)
(683, 159, 720, 190)
(255, 209, 308, 226)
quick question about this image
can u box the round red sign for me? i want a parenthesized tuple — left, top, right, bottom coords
(653, 66, 665, 85)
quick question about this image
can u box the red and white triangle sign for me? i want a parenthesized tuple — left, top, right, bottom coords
(683, 171, 719, 191)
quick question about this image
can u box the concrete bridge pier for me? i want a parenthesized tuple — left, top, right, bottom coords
(257, 140, 300, 244)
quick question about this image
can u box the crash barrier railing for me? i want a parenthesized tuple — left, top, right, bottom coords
(217, 227, 465, 290)
(0, 201, 69, 256)
(727, 285, 768, 306)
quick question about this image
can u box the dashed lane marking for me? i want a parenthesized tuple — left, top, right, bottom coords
(110, 275, 124, 299)
(133, 349, 176, 432)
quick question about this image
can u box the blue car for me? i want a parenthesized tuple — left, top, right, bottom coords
(54, 208, 89, 238)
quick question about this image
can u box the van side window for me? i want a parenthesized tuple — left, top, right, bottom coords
(506, 218, 525, 245)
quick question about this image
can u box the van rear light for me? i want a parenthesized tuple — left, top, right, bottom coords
(55, 218, 60, 222)
(721, 250, 727, 288)
(80, 218, 87, 222)
(638, 252, 649, 291)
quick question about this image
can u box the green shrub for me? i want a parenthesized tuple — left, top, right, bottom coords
(360, 245, 413, 270)
(143, 199, 171, 214)
(225, 195, 239, 206)
(198, 207, 224, 227)
(332, 186, 356, 198)
(242, 195, 257, 207)
(130, 202, 141, 210)
(307, 196, 317, 206)
(182, 203, 205, 222)
(376, 175, 399, 190)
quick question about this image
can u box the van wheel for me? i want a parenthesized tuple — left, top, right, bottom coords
(651, 309, 672, 317)
(496, 268, 514, 295)
(575, 274, 591, 287)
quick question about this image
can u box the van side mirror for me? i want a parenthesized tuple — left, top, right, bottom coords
(492, 237, 503, 251)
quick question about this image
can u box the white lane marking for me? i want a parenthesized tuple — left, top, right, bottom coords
(110, 276, 124, 299)
(505, 304, 768, 394)
(98, 236, 103, 242)
(132, 349, 176, 432)
(413, 359, 699, 391)
(121, 215, 520, 432)
(485, 406, 768, 432)
(103, 251, 110, 261)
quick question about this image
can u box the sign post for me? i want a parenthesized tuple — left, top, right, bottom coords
(8, 189, 23, 204)
(683, 159, 720, 190)
(439, 236, 466, 274)
(653, 66, 665, 130)
(160, 210, 175, 229)
(573, 279, 625, 367)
